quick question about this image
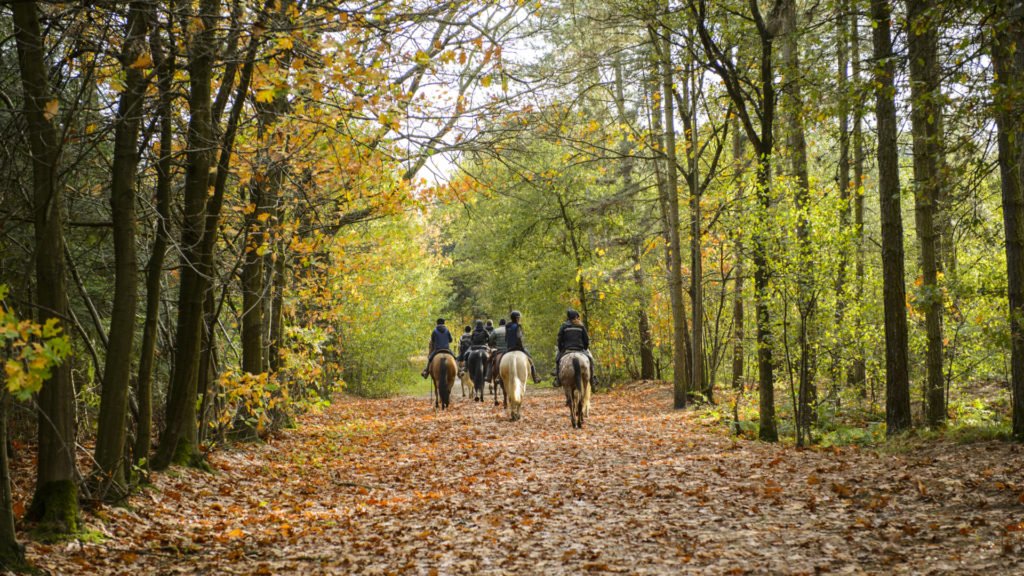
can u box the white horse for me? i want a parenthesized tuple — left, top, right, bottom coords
(558, 351, 592, 428)
(499, 351, 529, 421)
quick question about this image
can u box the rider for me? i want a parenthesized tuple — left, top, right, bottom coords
(555, 309, 597, 384)
(456, 325, 472, 375)
(486, 318, 508, 381)
(458, 320, 488, 362)
(504, 311, 541, 383)
(420, 318, 453, 379)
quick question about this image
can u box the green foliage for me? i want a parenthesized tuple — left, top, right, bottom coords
(0, 285, 71, 401)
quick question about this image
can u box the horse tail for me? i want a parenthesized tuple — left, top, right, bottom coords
(439, 357, 450, 407)
(573, 356, 582, 394)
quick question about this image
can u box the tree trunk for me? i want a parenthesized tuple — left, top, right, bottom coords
(781, 0, 815, 446)
(0, 390, 25, 570)
(654, 22, 692, 408)
(835, 0, 852, 381)
(849, 3, 868, 392)
(686, 50, 705, 400)
(153, 0, 222, 470)
(871, 0, 912, 436)
(731, 117, 746, 391)
(992, 0, 1024, 440)
(907, 0, 946, 427)
(13, 1, 80, 534)
(94, 1, 149, 498)
(135, 4, 176, 470)
(615, 56, 655, 381)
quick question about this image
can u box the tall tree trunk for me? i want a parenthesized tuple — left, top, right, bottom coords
(835, 0, 852, 380)
(14, 1, 80, 534)
(781, 0, 815, 446)
(686, 49, 705, 400)
(731, 117, 746, 391)
(871, 0, 912, 435)
(694, 0, 783, 440)
(615, 56, 655, 381)
(268, 249, 286, 373)
(907, 0, 947, 427)
(0, 389, 25, 569)
(849, 3, 868, 391)
(93, 1, 150, 498)
(992, 0, 1024, 440)
(654, 21, 692, 408)
(154, 0, 222, 470)
(241, 1, 290, 380)
(135, 4, 176, 470)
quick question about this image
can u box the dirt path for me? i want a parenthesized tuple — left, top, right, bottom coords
(28, 383, 1024, 574)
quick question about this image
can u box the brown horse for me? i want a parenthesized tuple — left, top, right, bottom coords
(430, 352, 457, 410)
(558, 352, 592, 428)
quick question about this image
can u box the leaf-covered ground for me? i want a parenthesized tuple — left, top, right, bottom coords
(24, 382, 1024, 574)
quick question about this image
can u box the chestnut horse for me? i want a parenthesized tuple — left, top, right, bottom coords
(558, 352, 592, 428)
(499, 351, 529, 421)
(430, 352, 457, 410)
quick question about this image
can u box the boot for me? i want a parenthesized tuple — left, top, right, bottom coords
(421, 367, 429, 379)
(531, 364, 541, 384)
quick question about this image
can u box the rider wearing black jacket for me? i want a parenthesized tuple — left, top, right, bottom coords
(505, 311, 541, 383)
(458, 320, 489, 363)
(554, 309, 596, 383)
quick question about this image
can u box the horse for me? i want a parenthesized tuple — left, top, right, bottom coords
(558, 351, 592, 428)
(489, 351, 506, 407)
(465, 346, 490, 402)
(429, 352, 457, 410)
(499, 351, 529, 421)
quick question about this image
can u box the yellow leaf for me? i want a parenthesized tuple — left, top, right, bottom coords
(255, 88, 275, 103)
(226, 528, 245, 539)
(480, 75, 492, 88)
(43, 99, 59, 122)
(276, 36, 293, 50)
(129, 52, 153, 69)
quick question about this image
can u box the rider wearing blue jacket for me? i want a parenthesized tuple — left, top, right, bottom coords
(421, 318, 453, 378)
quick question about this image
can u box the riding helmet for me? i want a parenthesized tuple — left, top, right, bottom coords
(436, 318, 445, 325)
(510, 310, 521, 321)
(566, 309, 580, 320)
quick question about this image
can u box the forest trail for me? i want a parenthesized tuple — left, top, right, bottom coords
(28, 383, 1024, 575)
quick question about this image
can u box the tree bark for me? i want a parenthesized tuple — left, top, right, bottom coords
(154, 0, 222, 470)
(135, 2, 176, 470)
(615, 56, 655, 381)
(693, 0, 783, 440)
(653, 21, 692, 408)
(686, 48, 705, 400)
(14, 1, 80, 534)
(992, 0, 1024, 440)
(871, 0, 912, 435)
(94, 1, 150, 498)
(731, 117, 746, 391)
(907, 0, 947, 427)
(849, 2, 868, 391)
(835, 0, 852, 382)
(780, 0, 815, 446)
(0, 390, 25, 569)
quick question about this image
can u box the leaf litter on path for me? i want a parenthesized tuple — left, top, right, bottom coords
(25, 382, 1024, 574)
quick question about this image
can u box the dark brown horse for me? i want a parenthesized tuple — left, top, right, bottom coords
(430, 352, 457, 410)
